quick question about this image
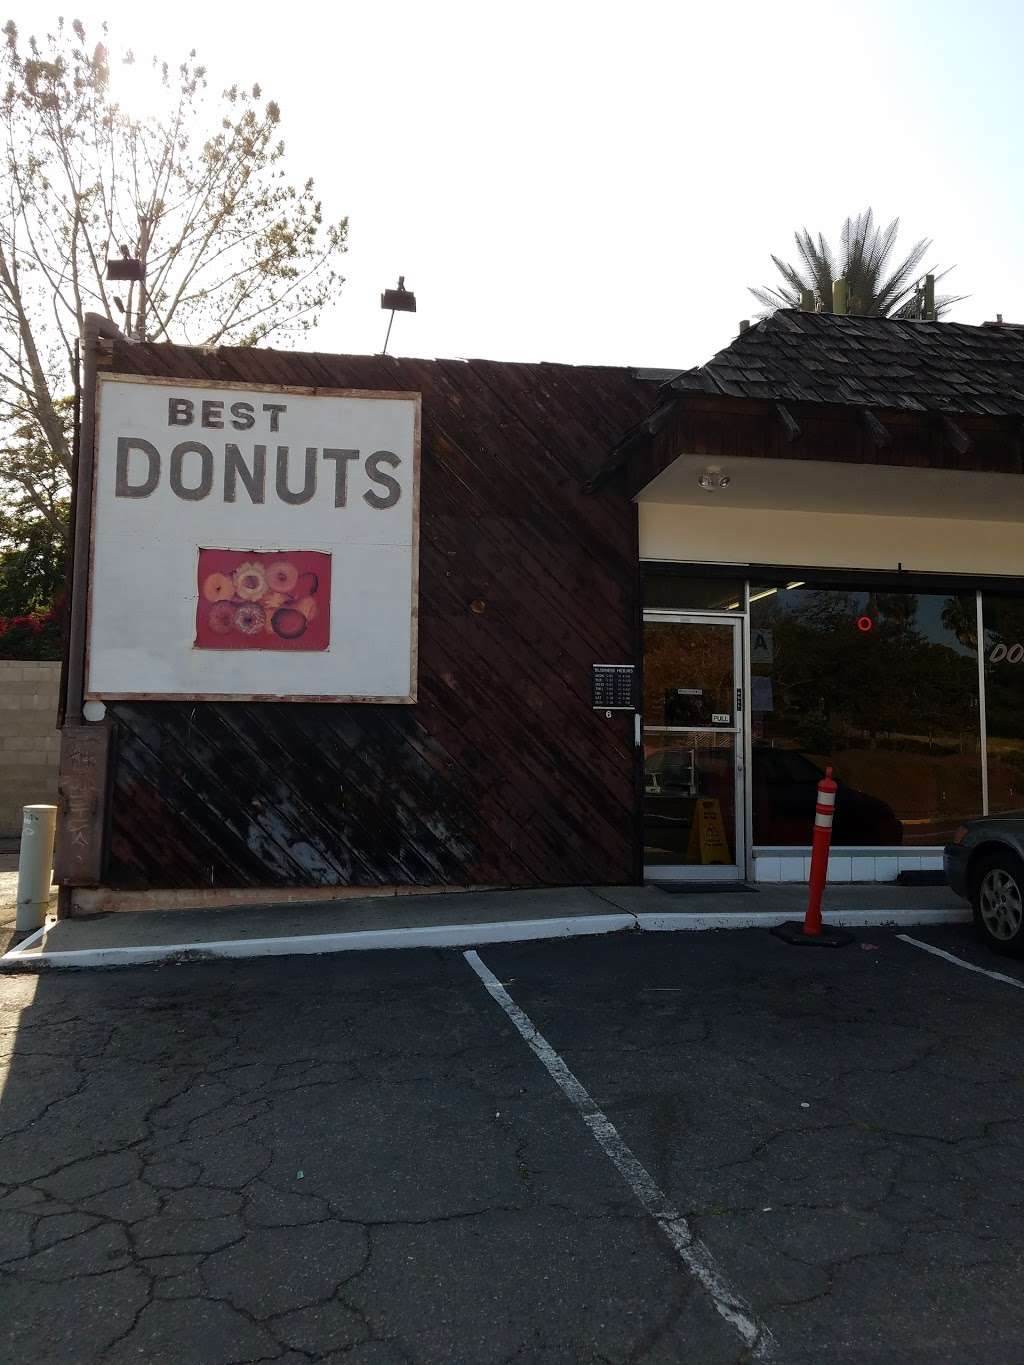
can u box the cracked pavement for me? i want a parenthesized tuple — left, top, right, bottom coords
(2, 923, 1024, 1362)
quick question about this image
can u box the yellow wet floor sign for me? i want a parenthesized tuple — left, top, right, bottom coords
(686, 798, 731, 865)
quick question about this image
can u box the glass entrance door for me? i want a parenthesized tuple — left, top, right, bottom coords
(642, 613, 745, 880)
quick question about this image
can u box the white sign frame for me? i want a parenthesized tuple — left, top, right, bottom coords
(85, 373, 421, 704)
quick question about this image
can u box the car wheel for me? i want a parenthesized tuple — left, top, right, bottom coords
(972, 851, 1024, 957)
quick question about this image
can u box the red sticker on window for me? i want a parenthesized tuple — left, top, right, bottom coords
(195, 548, 331, 651)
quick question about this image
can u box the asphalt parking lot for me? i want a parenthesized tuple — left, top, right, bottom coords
(3, 921, 1024, 1364)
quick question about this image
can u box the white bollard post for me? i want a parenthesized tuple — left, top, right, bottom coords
(16, 804, 57, 933)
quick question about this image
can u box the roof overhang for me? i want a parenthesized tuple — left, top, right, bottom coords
(588, 392, 1024, 501)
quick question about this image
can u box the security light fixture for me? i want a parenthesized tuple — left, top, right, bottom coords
(698, 466, 730, 490)
(105, 244, 147, 338)
(105, 245, 144, 282)
(380, 275, 417, 355)
(380, 276, 416, 314)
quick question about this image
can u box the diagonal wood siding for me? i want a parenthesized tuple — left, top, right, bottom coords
(96, 340, 654, 889)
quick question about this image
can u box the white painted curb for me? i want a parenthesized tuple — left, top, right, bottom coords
(0, 905, 971, 971)
(0, 913, 636, 970)
(636, 908, 972, 933)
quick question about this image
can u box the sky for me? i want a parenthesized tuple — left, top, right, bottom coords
(9, 0, 1024, 370)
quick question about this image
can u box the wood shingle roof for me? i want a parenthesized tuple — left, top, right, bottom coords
(667, 311, 1024, 417)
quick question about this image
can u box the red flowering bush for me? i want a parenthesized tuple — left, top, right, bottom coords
(0, 605, 62, 659)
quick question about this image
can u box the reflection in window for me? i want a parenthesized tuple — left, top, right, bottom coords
(643, 732, 736, 866)
(641, 619, 738, 866)
(983, 595, 1024, 815)
(642, 574, 744, 612)
(642, 622, 735, 725)
(749, 585, 981, 846)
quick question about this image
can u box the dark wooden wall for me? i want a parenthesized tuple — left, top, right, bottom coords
(93, 340, 655, 890)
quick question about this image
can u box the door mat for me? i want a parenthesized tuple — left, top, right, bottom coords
(649, 881, 759, 895)
(895, 870, 947, 887)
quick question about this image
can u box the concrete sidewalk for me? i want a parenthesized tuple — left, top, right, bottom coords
(1, 881, 970, 970)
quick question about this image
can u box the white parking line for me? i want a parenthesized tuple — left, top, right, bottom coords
(1, 924, 47, 959)
(463, 948, 775, 1359)
(897, 934, 1024, 990)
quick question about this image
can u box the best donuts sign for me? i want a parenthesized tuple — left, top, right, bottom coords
(86, 375, 420, 702)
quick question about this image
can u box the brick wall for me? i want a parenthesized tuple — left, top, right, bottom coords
(0, 661, 61, 839)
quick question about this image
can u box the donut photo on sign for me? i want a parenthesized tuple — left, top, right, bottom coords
(195, 549, 331, 652)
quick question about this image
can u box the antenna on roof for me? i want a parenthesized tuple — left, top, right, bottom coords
(905, 273, 937, 322)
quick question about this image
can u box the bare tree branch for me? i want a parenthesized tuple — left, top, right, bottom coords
(0, 18, 348, 581)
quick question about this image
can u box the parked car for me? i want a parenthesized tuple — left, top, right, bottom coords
(752, 747, 903, 846)
(946, 815, 1024, 955)
(642, 743, 903, 853)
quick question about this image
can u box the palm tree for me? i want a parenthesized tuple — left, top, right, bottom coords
(750, 208, 964, 318)
(941, 596, 978, 653)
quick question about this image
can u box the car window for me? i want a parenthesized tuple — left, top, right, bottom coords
(764, 751, 823, 784)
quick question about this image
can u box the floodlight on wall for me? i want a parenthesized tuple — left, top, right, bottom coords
(380, 275, 417, 355)
(697, 465, 731, 490)
(105, 243, 148, 338)
(105, 255, 144, 282)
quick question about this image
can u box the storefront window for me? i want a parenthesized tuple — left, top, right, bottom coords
(642, 574, 744, 612)
(983, 594, 1024, 815)
(749, 584, 982, 846)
